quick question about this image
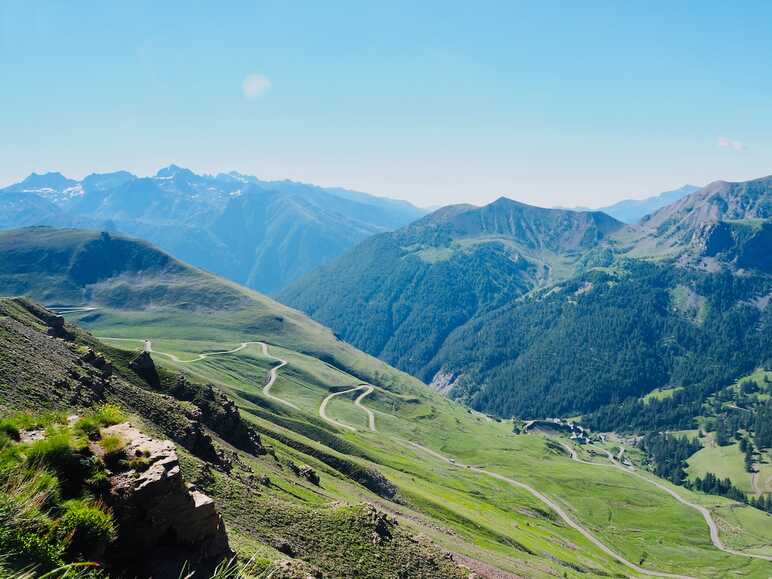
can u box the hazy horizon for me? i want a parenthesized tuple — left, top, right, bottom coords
(0, 162, 714, 212)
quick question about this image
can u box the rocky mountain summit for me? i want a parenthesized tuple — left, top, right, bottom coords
(642, 176, 771, 237)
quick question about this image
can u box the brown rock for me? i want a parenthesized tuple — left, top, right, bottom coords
(102, 423, 232, 576)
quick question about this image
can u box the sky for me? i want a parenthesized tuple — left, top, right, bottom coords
(1, 1, 770, 209)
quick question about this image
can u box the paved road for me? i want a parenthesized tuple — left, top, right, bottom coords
(98, 337, 259, 363)
(319, 385, 376, 432)
(557, 441, 772, 563)
(51, 305, 100, 315)
(355, 386, 376, 431)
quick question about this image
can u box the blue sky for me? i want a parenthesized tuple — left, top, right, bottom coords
(1, 1, 770, 208)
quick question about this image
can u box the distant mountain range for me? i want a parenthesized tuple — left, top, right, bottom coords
(0, 166, 426, 293)
(595, 185, 701, 223)
(560, 184, 701, 223)
(3, 167, 770, 428)
(281, 176, 772, 424)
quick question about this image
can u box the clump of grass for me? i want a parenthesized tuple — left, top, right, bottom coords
(179, 555, 273, 579)
(24, 429, 88, 498)
(86, 469, 110, 493)
(0, 420, 21, 442)
(98, 434, 125, 459)
(0, 466, 66, 568)
(56, 499, 116, 559)
(26, 430, 77, 470)
(0, 431, 15, 453)
(91, 405, 124, 427)
(0, 558, 103, 579)
(73, 405, 126, 441)
(73, 417, 101, 440)
(0, 410, 122, 575)
(0, 412, 68, 442)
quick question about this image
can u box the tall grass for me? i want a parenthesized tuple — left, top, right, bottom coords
(177, 556, 274, 579)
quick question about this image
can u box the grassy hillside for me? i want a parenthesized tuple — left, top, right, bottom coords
(0, 298, 469, 578)
(1, 227, 771, 576)
(90, 304, 772, 577)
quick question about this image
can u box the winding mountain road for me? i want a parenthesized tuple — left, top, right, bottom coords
(99, 335, 770, 570)
(97, 337, 259, 363)
(407, 442, 695, 579)
(557, 441, 772, 562)
(257, 342, 299, 410)
(319, 385, 376, 432)
(98, 337, 299, 409)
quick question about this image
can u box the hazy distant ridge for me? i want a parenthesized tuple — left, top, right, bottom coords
(0, 166, 426, 293)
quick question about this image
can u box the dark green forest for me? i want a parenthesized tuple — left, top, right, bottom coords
(441, 262, 771, 427)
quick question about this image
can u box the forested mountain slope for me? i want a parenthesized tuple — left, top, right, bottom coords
(441, 262, 771, 422)
(0, 166, 425, 293)
(280, 198, 627, 377)
(281, 176, 772, 429)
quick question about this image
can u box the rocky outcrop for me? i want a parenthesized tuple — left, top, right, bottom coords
(126, 355, 259, 465)
(170, 375, 265, 456)
(11, 298, 74, 340)
(100, 423, 232, 577)
(288, 460, 320, 485)
(365, 505, 394, 545)
(688, 219, 772, 274)
(429, 370, 458, 395)
(693, 221, 735, 256)
(129, 351, 160, 388)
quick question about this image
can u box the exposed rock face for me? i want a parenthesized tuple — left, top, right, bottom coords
(696, 222, 735, 256)
(643, 176, 771, 238)
(81, 348, 113, 381)
(687, 219, 772, 274)
(171, 376, 265, 456)
(11, 298, 74, 340)
(129, 351, 160, 388)
(288, 460, 320, 485)
(101, 423, 232, 577)
(429, 370, 458, 395)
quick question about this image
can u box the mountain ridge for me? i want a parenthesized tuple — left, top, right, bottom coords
(280, 197, 628, 380)
(280, 175, 772, 425)
(600, 185, 700, 223)
(0, 166, 427, 293)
